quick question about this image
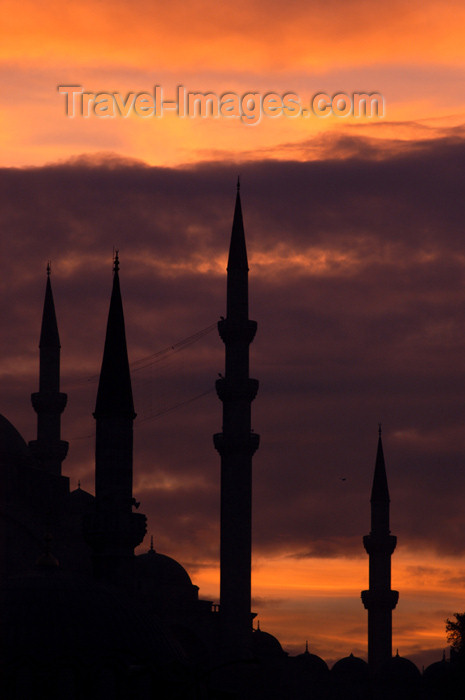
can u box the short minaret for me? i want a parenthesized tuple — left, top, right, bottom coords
(213, 181, 260, 649)
(361, 427, 399, 669)
(29, 263, 68, 475)
(85, 254, 146, 590)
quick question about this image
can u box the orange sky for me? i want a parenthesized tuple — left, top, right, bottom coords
(2, 0, 465, 668)
(3, 0, 465, 166)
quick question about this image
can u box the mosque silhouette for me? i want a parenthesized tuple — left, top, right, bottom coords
(0, 185, 463, 699)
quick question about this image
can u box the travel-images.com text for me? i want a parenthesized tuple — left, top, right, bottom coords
(58, 85, 384, 125)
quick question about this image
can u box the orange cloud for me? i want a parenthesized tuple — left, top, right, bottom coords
(3, 1, 465, 70)
(2, 0, 465, 167)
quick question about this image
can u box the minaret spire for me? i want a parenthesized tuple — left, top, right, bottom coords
(85, 255, 146, 590)
(361, 429, 399, 669)
(29, 264, 68, 475)
(226, 179, 249, 320)
(214, 184, 260, 652)
(94, 251, 135, 420)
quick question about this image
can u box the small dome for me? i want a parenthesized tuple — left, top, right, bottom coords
(423, 654, 452, 683)
(69, 484, 95, 510)
(376, 653, 421, 686)
(252, 625, 287, 659)
(332, 653, 369, 681)
(292, 643, 329, 677)
(136, 546, 193, 588)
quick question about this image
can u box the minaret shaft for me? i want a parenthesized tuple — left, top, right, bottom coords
(29, 270, 68, 475)
(95, 416, 134, 511)
(227, 271, 248, 321)
(361, 432, 399, 669)
(214, 186, 259, 647)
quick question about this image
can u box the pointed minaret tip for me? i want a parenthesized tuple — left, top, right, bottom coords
(227, 181, 248, 272)
(113, 249, 120, 273)
(40, 263, 60, 349)
(94, 256, 135, 419)
(371, 424, 390, 503)
(237, 175, 240, 191)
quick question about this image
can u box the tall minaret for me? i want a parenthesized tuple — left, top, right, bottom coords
(213, 181, 260, 648)
(29, 263, 68, 475)
(85, 254, 146, 589)
(361, 427, 399, 669)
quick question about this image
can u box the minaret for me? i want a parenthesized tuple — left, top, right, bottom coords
(361, 427, 399, 669)
(213, 181, 260, 649)
(29, 263, 68, 475)
(85, 253, 146, 590)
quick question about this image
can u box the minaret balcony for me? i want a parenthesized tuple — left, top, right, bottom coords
(218, 318, 257, 345)
(361, 589, 399, 610)
(215, 377, 259, 402)
(28, 439, 69, 463)
(31, 391, 67, 414)
(213, 431, 260, 456)
(363, 533, 397, 555)
(84, 510, 147, 552)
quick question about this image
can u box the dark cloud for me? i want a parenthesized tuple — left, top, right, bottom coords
(2, 130, 465, 577)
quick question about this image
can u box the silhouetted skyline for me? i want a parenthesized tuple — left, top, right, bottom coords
(2, 0, 465, 672)
(1, 150, 465, 667)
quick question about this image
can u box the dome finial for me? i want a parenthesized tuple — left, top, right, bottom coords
(257, 619, 260, 631)
(150, 535, 154, 552)
(305, 640, 309, 653)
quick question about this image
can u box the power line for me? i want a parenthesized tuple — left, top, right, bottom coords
(69, 387, 215, 441)
(131, 323, 217, 374)
(67, 322, 219, 440)
(136, 387, 215, 424)
(68, 321, 217, 386)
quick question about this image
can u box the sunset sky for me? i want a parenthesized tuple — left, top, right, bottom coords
(2, 0, 465, 669)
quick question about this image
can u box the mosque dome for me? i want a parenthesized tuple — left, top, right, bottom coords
(68, 483, 95, 521)
(376, 652, 421, 684)
(134, 541, 199, 616)
(423, 653, 452, 683)
(251, 624, 287, 659)
(67, 485, 96, 540)
(291, 643, 329, 677)
(136, 543, 193, 589)
(0, 414, 34, 468)
(69, 484, 95, 507)
(332, 653, 370, 682)
(423, 652, 460, 696)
